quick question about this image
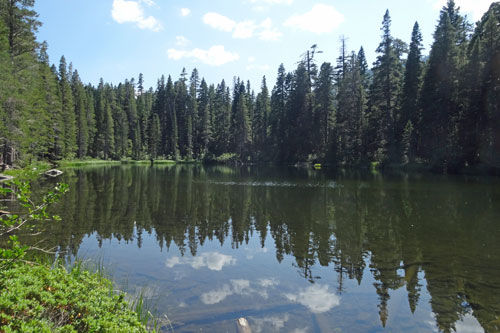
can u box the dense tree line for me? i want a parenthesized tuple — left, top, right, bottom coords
(1, 0, 499, 172)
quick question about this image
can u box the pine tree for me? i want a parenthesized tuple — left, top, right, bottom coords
(84, 85, 96, 156)
(400, 22, 423, 163)
(336, 52, 366, 165)
(197, 78, 212, 158)
(270, 64, 288, 160)
(230, 81, 251, 158)
(419, 0, 469, 170)
(368, 10, 405, 164)
(253, 76, 270, 158)
(188, 69, 199, 159)
(314, 63, 335, 160)
(147, 113, 160, 159)
(58, 56, 76, 157)
(402, 120, 416, 163)
(176, 69, 190, 158)
(288, 62, 313, 161)
(71, 70, 88, 158)
(123, 79, 139, 159)
(212, 80, 231, 156)
(37, 43, 63, 161)
(113, 83, 129, 158)
(475, 3, 500, 168)
(165, 75, 179, 159)
(103, 86, 115, 159)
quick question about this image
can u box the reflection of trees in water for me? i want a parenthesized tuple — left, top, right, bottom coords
(32, 165, 500, 332)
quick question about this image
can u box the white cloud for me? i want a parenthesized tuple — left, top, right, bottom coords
(200, 278, 279, 305)
(433, 0, 494, 20)
(285, 284, 340, 313)
(203, 13, 282, 41)
(252, 6, 267, 12)
(140, 0, 155, 6)
(284, 3, 344, 34)
(250, 0, 293, 4)
(203, 12, 236, 32)
(234, 21, 256, 39)
(248, 56, 256, 63)
(252, 314, 290, 333)
(175, 36, 190, 47)
(167, 45, 239, 66)
(111, 0, 162, 31)
(201, 280, 252, 304)
(180, 8, 191, 17)
(165, 252, 237, 270)
(258, 278, 279, 288)
(455, 314, 485, 332)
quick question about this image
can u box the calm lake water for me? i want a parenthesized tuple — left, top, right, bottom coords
(33, 165, 500, 332)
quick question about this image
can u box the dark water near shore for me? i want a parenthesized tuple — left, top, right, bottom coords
(32, 165, 500, 332)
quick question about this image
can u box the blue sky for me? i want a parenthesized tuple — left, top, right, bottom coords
(34, 0, 494, 90)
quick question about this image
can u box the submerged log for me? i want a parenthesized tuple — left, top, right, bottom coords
(236, 317, 251, 333)
(45, 169, 63, 177)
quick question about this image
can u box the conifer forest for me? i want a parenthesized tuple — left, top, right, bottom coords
(1, 0, 499, 173)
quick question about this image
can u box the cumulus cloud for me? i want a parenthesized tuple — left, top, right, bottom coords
(111, 0, 162, 31)
(175, 36, 190, 47)
(201, 279, 252, 304)
(433, 0, 494, 20)
(284, 284, 340, 313)
(233, 21, 256, 39)
(203, 12, 236, 32)
(252, 314, 290, 333)
(200, 278, 279, 305)
(180, 8, 191, 17)
(284, 3, 344, 34)
(250, 0, 293, 4)
(203, 13, 281, 41)
(165, 252, 237, 270)
(167, 45, 239, 66)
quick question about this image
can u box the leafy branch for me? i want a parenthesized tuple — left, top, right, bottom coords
(0, 181, 68, 269)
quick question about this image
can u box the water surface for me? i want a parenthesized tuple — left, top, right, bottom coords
(34, 165, 500, 332)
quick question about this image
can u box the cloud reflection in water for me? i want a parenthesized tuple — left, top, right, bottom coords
(200, 278, 280, 305)
(165, 252, 236, 271)
(284, 284, 340, 313)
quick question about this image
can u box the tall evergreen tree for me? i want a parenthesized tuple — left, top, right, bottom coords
(230, 81, 251, 158)
(58, 56, 76, 157)
(314, 63, 335, 160)
(400, 22, 423, 163)
(253, 76, 270, 158)
(147, 113, 160, 159)
(165, 75, 179, 159)
(269, 64, 288, 160)
(419, 0, 469, 170)
(368, 10, 405, 164)
(71, 70, 88, 158)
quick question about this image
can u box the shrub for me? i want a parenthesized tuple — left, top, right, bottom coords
(0, 263, 147, 332)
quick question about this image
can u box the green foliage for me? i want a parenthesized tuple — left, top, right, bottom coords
(0, 181, 68, 269)
(0, 263, 147, 332)
(1, 0, 499, 173)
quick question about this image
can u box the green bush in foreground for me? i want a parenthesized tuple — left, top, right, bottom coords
(0, 263, 147, 332)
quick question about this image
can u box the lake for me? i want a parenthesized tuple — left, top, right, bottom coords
(33, 165, 500, 332)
